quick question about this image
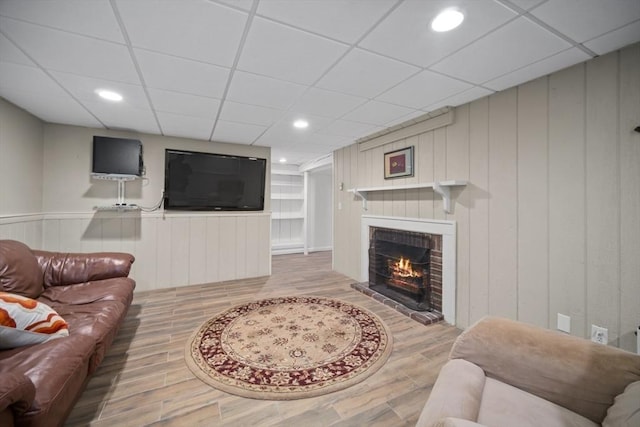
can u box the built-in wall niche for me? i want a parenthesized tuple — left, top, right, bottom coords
(271, 167, 305, 254)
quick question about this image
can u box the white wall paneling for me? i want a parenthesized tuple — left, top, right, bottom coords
(0, 214, 43, 249)
(41, 211, 271, 292)
(333, 44, 640, 351)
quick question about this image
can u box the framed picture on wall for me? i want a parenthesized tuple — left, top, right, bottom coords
(384, 146, 414, 179)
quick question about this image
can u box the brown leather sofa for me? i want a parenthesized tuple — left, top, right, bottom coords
(0, 240, 136, 427)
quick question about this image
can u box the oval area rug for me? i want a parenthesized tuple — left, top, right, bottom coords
(185, 296, 393, 400)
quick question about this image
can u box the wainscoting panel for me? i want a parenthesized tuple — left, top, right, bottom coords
(333, 44, 640, 352)
(548, 63, 587, 339)
(619, 45, 640, 352)
(487, 88, 518, 320)
(0, 214, 43, 249)
(38, 212, 271, 292)
(516, 76, 549, 329)
(585, 53, 621, 344)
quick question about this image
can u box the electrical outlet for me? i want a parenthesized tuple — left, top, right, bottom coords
(557, 313, 571, 333)
(591, 325, 608, 345)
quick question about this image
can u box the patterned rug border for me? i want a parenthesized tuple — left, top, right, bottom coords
(184, 296, 394, 400)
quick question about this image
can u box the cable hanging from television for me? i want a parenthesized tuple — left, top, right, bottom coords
(137, 189, 164, 212)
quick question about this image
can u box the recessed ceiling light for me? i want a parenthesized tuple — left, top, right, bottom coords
(95, 89, 123, 102)
(293, 119, 309, 129)
(431, 8, 464, 32)
(279, 158, 287, 163)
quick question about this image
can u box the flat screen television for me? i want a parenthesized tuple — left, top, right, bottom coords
(92, 135, 143, 177)
(164, 149, 266, 211)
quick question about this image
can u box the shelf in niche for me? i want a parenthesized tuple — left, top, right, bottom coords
(348, 180, 467, 214)
(272, 182, 304, 187)
(271, 169, 303, 176)
(272, 212, 304, 220)
(271, 194, 305, 200)
(272, 241, 304, 250)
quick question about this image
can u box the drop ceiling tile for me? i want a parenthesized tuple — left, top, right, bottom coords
(0, 61, 102, 127)
(255, 115, 331, 148)
(226, 71, 307, 110)
(0, 0, 124, 43)
(342, 100, 416, 125)
(322, 120, 383, 138)
(376, 70, 473, 109)
(116, 0, 247, 67)
(584, 20, 640, 55)
(359, 0, 517, 67)
(83, 100, 160, 134)
(484, 47, 590, 91)
(237, 17, 349, 85)
(423, 86, 495, 112)
(214, 0, 254, 12)
(264, 113, 333, 141)
(147, 89, 220, 119)
(529, 0, 640, 43)
(135, 49, 229, 98)
(290, 87, 367, 119)
(257, 0, 396, 43)
(0, 17, 140, 84)
(51, 71, 150, 109)
(316, 48, 420, 98)
(219, 101, 284, 127)
(212, 120, 267, 144)
(304, 133, 351, 148)
(383, 110, 430, 128)
(431, 16, 572, 84)
(505, 0, 547, 11)
(0, 33, 34, 66)
(156, 112, 215, 141)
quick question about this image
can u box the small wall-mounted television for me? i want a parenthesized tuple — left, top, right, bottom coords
(164, 149, 266, 211)
(92, 135, 144, 177)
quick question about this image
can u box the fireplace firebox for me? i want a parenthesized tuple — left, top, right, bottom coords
(368, 227, 442, 312)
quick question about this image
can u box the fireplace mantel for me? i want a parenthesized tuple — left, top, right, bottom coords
(348, 180, 467, 213)
(360, 215, 457, 325)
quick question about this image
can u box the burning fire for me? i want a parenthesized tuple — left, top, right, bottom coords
(392, 257, 422, 278)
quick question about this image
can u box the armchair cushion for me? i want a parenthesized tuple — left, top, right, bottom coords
(416, 359, 485, 427)
(0, 240, 44, 298)
(477, 377, 597, 427)
(603, 380, 640, 427)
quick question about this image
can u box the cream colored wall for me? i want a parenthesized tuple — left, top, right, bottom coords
(0, 105, 273, 291)
(0, 98, 44, 248)
(39, 124, 272, 291)
(333, 44, 640, 352)
(42, 124, 270, 212)
(0, 97, 44, 215)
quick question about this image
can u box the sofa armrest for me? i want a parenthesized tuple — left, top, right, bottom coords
(0, 372, 35, 416)
(33, 250, 134, 287)
(450, 316, 640, 424)
(416, 359, 486, 427)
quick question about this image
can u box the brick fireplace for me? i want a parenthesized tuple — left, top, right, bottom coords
(368, 227, 442, 312)
(354, 215, 457, 325)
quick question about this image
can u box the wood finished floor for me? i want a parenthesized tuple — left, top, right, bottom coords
(66, 251, 460, 427)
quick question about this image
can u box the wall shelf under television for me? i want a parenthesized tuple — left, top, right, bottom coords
(91, 174, 139, 211)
